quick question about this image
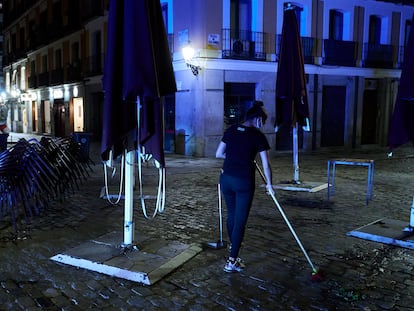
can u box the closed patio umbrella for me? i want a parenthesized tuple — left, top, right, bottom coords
(388, 14, 414, 150)
(101, 0, 176, 247)
(275, 6, 310, 183)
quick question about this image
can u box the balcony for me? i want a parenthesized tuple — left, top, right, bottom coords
(67, 60, 82, 82)
(222, 29, 267, 61)
(363, 43, 394, 69)
(323, 39, 357, 67)
(38, 72, 50, 87)
(82, 54, 104, 77)
(28, 75, 37, 89)
(51, 68, 64, 85)
(3, 0, 38, 28)
(276, 35, 315, 64)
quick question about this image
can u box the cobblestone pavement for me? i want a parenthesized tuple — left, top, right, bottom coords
(1, 135, 414, 310)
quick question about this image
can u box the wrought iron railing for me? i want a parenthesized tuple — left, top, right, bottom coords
(363, 43, 394, 69)
(276, 35, 315, 64)
(51, 68, 64, 85)
(82, 54, 104, 77)
(323, 39, 357, 67)
(28, 75, 37, 89)
(38, 72, 49, 87)
(222, 29, 267, 61)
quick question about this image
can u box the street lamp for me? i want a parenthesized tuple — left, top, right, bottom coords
(182, 44, 202, 76)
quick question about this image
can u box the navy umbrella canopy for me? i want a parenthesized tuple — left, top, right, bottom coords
(388, 14, 414, 150)
(275, 7, 310, 183)
(101, 0, 176, 167)
(275, 8, 310, 130)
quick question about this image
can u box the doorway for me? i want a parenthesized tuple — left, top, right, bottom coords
(32, 101, 38, 132)
(53, 99, 66, 137)
(321, 85, 346, 147)
(224, 82, 256, 129)
(73, 97, 84, 132)
(164, 94, 175, 152)
(361, 88, 378, 144)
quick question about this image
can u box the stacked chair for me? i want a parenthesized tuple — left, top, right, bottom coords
(0, 136, 93, 230)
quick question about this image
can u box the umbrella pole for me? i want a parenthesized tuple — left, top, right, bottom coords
(123, 150, 135, 247)
(293, 122, 300, 183)
(122, 96, 141, 248)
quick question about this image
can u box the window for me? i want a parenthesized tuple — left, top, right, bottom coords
(92, 31, 102, 72)
(224, 82, 255, 128)
(30, 60, 35, 75)
(39, 11, 47, 36)
(161, 2, 168, 32)
(55, 49, 62, 69)
(11, 32, 16, 53)
(231, 0, 252, 33)
(28, 20, 36, 48)
(19, 27, 25, 49)
(329, 9, 343, 40)
(52, 1, 62, 28)
(71, 42, 79, 62)
(404, 18, 412, 47)
(42, 55, 47, 73)
(369, 15, 381, 44)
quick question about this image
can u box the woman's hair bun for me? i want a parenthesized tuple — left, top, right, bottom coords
(253, 100, 264, 107)
(245, 100, 267, 123)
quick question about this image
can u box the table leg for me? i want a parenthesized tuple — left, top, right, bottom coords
(327, 161, 331, 201)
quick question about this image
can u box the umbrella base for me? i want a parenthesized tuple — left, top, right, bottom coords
(50, 230, 202, 285)
(347, 218, 414, 250)
(204, 240, 227, 250)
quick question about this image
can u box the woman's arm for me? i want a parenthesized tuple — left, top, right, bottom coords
(215, 141, 226, 159)
(259, 150, 274, 194)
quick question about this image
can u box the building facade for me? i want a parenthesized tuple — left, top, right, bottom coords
(2, 0, 414, 157)
(2, 0, 108, 138)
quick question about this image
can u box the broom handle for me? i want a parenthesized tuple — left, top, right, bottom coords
(218, 183, 223, 241)
(255, 161, 317, 272)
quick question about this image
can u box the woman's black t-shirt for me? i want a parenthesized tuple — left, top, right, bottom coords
(221, 124, 270, 179)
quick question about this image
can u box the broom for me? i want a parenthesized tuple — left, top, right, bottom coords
(255, 161, 323, 281)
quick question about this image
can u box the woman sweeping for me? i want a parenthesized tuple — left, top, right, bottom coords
(216, 100, 274, 273)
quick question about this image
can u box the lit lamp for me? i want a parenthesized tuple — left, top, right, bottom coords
(182, 44, 202, 76)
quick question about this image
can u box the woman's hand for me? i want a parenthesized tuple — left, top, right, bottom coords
(265, 184, 274, 196)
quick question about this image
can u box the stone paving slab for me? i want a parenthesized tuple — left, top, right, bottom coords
(347, 217, 414, 250)
(273, 181, 329, 192)
(50, 230, 202, 285)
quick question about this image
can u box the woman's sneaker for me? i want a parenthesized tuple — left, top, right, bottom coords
(236, 257, 245, 269)
(223, 258, 244, 273)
